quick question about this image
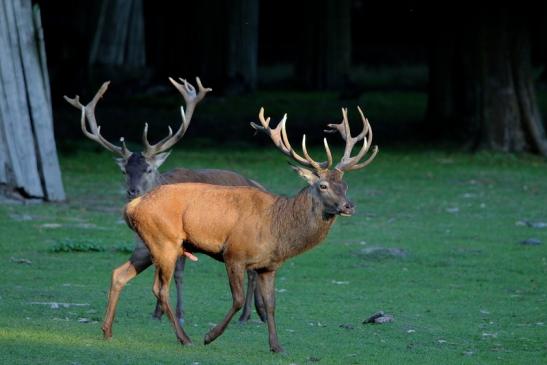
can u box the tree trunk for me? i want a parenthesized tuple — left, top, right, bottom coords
(427, 7, 547, 155)
(89, 0, 145, 80)
(296, 0, 351, 89)
(225, 0, 259, 94)
(0, 1, 65, 201)
(425, 33, 456, 136)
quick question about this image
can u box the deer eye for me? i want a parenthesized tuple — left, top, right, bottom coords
(319, 183, 328, 190)
(146, 168, 153, 174)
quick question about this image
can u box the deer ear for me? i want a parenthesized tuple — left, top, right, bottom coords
(149, 151, 171, 169)
(290, 165, 319, 185)
(114, 158, 126, 172)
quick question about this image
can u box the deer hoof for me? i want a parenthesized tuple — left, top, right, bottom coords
(238, 315, 250, 324)
(179, 338, 193, 346)
(203, 333, 214, 345)
(270, 344, 285, 353)
(102, 326, 112, 340)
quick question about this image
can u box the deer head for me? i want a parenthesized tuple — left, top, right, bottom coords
(64, 78, 212, 199)
(251, 107, 378, 217)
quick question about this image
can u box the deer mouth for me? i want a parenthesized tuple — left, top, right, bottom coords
(337, 208, 355, 217)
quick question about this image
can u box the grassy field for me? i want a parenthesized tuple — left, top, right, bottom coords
(1, 146, 546, 364)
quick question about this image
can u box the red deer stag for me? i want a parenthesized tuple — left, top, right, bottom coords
(123, 107, 378, 352)
(63, 78, 266, 337)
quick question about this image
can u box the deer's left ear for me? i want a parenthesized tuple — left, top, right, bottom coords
(290, 165, 319, 185)
(115, 158, 127, 172)
(149, 151, 171, 169)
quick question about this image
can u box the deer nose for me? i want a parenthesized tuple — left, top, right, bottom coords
(338, 200, 355, 216)
(128, 188, 139, 199)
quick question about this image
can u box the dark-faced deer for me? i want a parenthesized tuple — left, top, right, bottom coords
(63, 78, 266, 338)
(123, 107, 378, 352)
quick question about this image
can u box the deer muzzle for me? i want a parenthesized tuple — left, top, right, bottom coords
(337, 200, 355, 217)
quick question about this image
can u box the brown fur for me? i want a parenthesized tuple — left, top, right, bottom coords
(124, 167, 352, 352)
(102, 166, 268, 342)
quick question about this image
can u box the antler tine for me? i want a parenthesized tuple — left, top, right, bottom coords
(323, 138, 333, 169)
(251, 108, 330, 171)
(348, 106, 374, 163)
(66, 82, 131, 158)
(301, 135, 327, 171)
(279, 117, 315, 166)
(143, 77, 211, 157)
(333, 106, 378, 172)
(120, 137, 131, 157)
(324, 107, 350, 137)
(142, 122, 174, 150)
(348, 145, 379, 171)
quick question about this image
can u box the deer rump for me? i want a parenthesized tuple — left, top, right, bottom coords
(125, 183, 277, 269)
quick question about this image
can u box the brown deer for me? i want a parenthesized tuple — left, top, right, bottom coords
(63, 78, 266, 337)
(123, 107, 378, 352)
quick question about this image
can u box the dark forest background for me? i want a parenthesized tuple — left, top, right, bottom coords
(37, 0, 547, 155)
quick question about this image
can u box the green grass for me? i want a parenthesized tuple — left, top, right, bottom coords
(1, 146, 546, 364)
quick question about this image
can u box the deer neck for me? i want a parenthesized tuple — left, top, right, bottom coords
(270, 187, 336, 260)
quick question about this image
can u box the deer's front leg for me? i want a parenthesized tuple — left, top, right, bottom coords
(239, 269, 258, 323)
(257, 269, 283, 353)
(204, 263, 245, 345)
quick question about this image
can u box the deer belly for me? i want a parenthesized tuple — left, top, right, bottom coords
(182, 221, 231, 255)
(181, 204, 240, 254)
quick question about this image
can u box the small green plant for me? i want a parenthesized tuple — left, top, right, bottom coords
(50, 239, 105, 253)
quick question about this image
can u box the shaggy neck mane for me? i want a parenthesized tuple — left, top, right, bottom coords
(269, 186, 336, 260)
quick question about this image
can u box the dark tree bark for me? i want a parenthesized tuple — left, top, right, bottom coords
(89, 0, 146, 80)
(425, 33, 456, 134)
(144, 0, 259, 94)
(0, 1, 65, 201)
(427, 7, 547, 155)
(296, 0, 351, 89)
(225, 0, 259, 94)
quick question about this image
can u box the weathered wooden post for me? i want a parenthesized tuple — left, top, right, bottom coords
(0, 1, 65, 201)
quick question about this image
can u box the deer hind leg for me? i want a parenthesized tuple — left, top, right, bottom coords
(204, 262, 245, 345)
(102, 247, 152, 339)
(152, 248, 192, 345)
(257, 270, 284, 353)
(152, 256, 186, 326)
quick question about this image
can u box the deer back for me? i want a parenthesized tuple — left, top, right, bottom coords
(160, 168, 264, 190)
(125, 183, 276, 258)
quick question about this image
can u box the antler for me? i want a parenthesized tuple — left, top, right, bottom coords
(141, 77, 212, 157)
(251, 108, 333, 172)
(324, 106, 378, 171)
(64, 82, 132, 158)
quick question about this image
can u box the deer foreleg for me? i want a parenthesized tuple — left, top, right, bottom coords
(204, 263, 245, 345)
(238, 269, 257, 323)
(254, 274, 267, 322)
(257, 270, 283, 353)
(239, 270, 267, 323)
(174, 256, 186, 326)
